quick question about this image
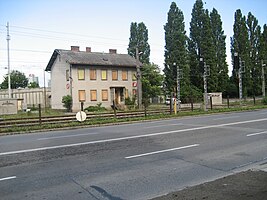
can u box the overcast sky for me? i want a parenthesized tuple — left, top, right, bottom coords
(0, 0, 266, 86)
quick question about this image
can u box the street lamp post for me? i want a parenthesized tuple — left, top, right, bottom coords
(6, 22, 11, 98)
(136, 47, 142, 109)
(262, 60, 266, 97)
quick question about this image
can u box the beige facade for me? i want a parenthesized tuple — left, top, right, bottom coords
(46, 47, 139, 111)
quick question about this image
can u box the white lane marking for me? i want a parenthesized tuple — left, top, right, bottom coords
(1, 117, 267, 156)
(213, 116, 239, 121)
(125, 144, 199, 159)
(247, 131, 267, 137)
(0, 176, 16, 182)
(144, 123, 182, 129)
(37, 132, 98, 141)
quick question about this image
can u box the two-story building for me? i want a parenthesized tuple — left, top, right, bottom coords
(45, 46, 141, 111)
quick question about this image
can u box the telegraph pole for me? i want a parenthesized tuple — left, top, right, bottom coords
(262, 60, 266, 97)
(136, 47, 142, 109)
(176, 64, 181, 113)
(6, 22, 11, 98)
(203, 62, 208, 111)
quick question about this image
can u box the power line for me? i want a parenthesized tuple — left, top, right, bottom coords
(0, 24, 164, 48)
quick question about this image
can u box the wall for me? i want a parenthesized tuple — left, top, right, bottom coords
(0, 88, 51, 108)
(71, 66, 137, 111)
(50, 54, 70, 109)
(0, 98, 18, 115)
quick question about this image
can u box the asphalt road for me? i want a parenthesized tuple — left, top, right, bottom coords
(0, 109, 267, 200)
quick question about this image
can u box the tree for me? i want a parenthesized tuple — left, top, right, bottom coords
(28, 82, 40, 88)
(163, 2, 189, 97)
(259, 24, 267, 96)
(247, 12, 262, 96)
(210, 8, 229, 95)
(62, 95, 72, 112)
(189, 0, 217, 92)
(141, 63, 163, 107)
(230, 9, 250, 98)
(188, 0, 205, 89)
(128, 22, 150, 64)
(0, 70, 28, 89)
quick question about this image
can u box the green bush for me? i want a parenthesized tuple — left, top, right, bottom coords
(262, 97, 267, 105)
(84, 103, 106, 112)
(62, 95, 72, 112)
(125, 97, 136, 105)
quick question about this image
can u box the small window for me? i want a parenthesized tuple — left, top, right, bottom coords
(90, 69, 96, 80)
(122, 70, 128, 81)
(132, 71, 137, 81)
(101, 70, 107, 80)
(102, 90, 108, 101)
(90, 90, 97, 101)
(78, 90, 86, 102)
(66, 69, 69, 81)
(112, 70, 118, 81)
(78, 68, 85, 80)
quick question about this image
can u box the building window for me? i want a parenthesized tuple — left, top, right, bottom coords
(78, 90, 86, 102)
(101, 69, 107, 80)
(78, 68, 85, 80)
(112, 70, 118, 81)
(90, 90, 97, 101)
(66, 69, 69, 81)
(122, 70, 128, 81)
(90, 69, 96, 80)
(102, 90, 108, 101)
(132, 71, 137, 81)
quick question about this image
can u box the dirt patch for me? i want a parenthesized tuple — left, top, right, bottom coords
(151, 170, 267, 200)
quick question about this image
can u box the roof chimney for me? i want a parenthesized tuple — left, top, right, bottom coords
(109, 49, 117, 54)
(71, 46, 80, 52)
(86, 47, 91, 52)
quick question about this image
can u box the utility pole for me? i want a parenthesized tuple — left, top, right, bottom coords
(44, 70, 47, 111)
(203, 62, 208, 111)
(6, 22, 11, 98)
(234, 52, 244, 105)
(200, 57, 209, 111)
(262, 60, 266, 97)
(176, 64, 182, 113)
(238, 58, 245, 105)
(136, 47, 142, 109)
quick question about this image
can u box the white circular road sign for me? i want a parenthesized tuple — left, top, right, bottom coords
(76, 111, 87, 122)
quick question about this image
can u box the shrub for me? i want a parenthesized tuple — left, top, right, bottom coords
(62, 95, 72, 112)
(84, 103, 106, 112)
(125, 97, 136, 105)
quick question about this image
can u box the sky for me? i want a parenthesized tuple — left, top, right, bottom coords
(0, 0, 267, 87)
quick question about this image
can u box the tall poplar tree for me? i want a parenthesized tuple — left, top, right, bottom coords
(210, 8, 228, 94)
(163, 2, 190, 98)
(247, 12, 262, 96)
(230, 9, 250, 97)
(189, 0, 217, 92)
(259, 24, 267, 96)
(128, 22, 150, 64)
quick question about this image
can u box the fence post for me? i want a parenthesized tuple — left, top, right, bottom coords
(38, 103, 42, 125)
(81, 102, 84, 111)
(112, 100, 117, 118)
(227, 95, 230, 108)
(210, 96, 213, 110)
